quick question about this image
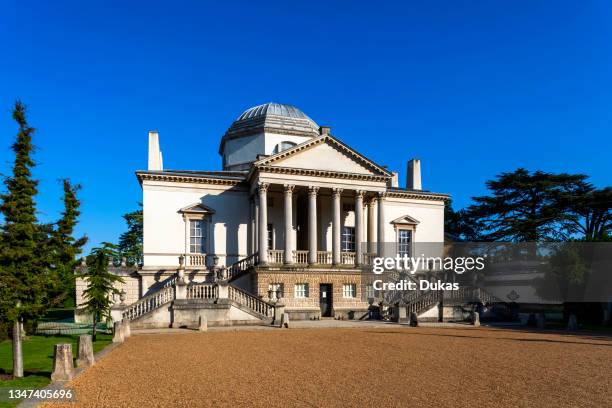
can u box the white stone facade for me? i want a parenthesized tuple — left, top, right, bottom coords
(134, 103, 448, 319)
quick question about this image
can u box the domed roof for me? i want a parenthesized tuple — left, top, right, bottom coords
(220, 102, 321, 154)
(235, 102, 318, 130)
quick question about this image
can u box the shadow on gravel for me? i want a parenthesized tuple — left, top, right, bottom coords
(365, 331, 612, 347)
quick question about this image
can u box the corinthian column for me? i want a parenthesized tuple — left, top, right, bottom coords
(332, 188, 343, 265)
(283, 184, 294, 264)
(258, 183, 269, 265)
(355, 190, 364, 266)
(377, 192, 386, 257)
(308, 186, 319, 265)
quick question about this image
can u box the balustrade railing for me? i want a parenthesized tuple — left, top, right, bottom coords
(228, 286, 275, 318)
(292, 250, 308, 264)
(186, 254, 207, 267)
(316, 251, 332, 264)
(123, 286, 175, 321)
(187, 283, 217, 299)
(341, 252, 356, 265)
(227, 253, 258, 280)
(363, 253, 376, 265)
(406, 290, 439, 315)
(267, 250, 284, 264)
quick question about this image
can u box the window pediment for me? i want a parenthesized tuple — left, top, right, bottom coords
(179, 203, 216, 215)
(391, 215, 420, 226)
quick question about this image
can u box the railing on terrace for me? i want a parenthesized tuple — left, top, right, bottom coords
(264, 250, 371, 266)
(227, 253, 258, 280)
(316, 251, 331, 264)
(228, 286, 275, 318)
(267, 250, 284, 264)
(123, 286, 175, 321)
(293, 250, 308, 264)
(341, 252, 355, 265)
(186, 254, 207, 267)
(186, 283, 217, 299)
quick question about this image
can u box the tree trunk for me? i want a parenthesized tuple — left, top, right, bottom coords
(92, 314, 97, 342)
(12, 320, 24, 378)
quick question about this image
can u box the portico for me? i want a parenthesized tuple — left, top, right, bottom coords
(253, 182, 384, 267)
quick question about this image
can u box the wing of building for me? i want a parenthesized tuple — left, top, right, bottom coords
(78, 102, 450, 327)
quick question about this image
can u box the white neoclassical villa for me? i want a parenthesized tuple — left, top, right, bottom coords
(77, 103, 450, 327)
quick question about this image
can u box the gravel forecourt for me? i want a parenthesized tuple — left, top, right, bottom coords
(42, 327, 611, 408)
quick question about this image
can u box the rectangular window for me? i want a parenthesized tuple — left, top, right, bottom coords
(365, 284, 376, 300)
(294, 283, 309, 298)
(398, 229, 412, 257)
(189, 219, 207, 254)
(341, 226, 355, 252)
(343, 283, 356, 298)
(267, 223, 274, 249)
(268, 283, 284, 299)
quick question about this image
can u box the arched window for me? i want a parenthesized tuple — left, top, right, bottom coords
(272, 141, 297, 155)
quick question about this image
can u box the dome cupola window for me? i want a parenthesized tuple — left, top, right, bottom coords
(272, 141, 297, 155)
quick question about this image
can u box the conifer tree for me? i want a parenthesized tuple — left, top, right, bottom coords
(118, 203, 143, 265)
(49, 180, 88, 305)
(79, 243, 123, 341)
(0, 101, 47, 377)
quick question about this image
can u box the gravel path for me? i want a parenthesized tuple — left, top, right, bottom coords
(43, 327, 612, 408)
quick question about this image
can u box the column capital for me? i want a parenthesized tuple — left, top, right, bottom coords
(377, 191, 387, 199)
(354, 190, 365, 199)
(258, 182, 269, 193)
(308, 186, 319, 196)
(332, 188, 343, 197)
(283, 184, 295, 193)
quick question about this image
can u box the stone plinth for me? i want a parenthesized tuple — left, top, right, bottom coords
(409, 312, 419, 327)
(112, 321, 124, 343)
(281, 313, 290, 328)
(76, 335, 95, 368)
(472, 311, 480, 327)
(51, 344, 75, 381)
(198, 316, 208, 332)
(122, 319, 131, 338)
(397, 304, 408, 323)
(273, 303, 285, 326)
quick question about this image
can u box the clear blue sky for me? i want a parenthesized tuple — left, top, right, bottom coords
(1, 1, 611, 252)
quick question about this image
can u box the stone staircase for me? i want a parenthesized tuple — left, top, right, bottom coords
(120, 268, 275, 327)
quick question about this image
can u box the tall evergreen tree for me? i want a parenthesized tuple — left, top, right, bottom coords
(118, 203, 143, 265)
(0, 101, 48, 377)
(79, 243, 123, 341)
(48, 180, 88, 305)
(561, 185, 612, 242)
(467, 168, 588, 241)
(444, 199, 479, 241)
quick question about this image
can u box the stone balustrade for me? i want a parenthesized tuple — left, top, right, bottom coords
(186, 283, 217, 299)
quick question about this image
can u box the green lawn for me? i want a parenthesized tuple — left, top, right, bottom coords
(0, 333, 112, 408)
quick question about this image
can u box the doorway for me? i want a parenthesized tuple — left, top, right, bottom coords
(319, 284, 333, 317)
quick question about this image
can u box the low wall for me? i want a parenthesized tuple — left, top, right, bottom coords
(130, 299, 264, 329)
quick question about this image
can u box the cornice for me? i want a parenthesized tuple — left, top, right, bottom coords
(137, 172, 246, 187)
(385, 190, 449, 201)
(256, 165, 389, 182)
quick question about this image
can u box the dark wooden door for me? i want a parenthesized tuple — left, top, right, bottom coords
(319, 284, 332, 317)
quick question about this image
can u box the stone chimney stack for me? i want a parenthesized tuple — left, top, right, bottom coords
(148, 131, 163, 171)
(407, 158, 421, 190)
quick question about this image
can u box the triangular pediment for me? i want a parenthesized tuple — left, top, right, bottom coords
(179, 203, 216, 214)
(254, 135, 391, 176)
(391, 215, 420, 225)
